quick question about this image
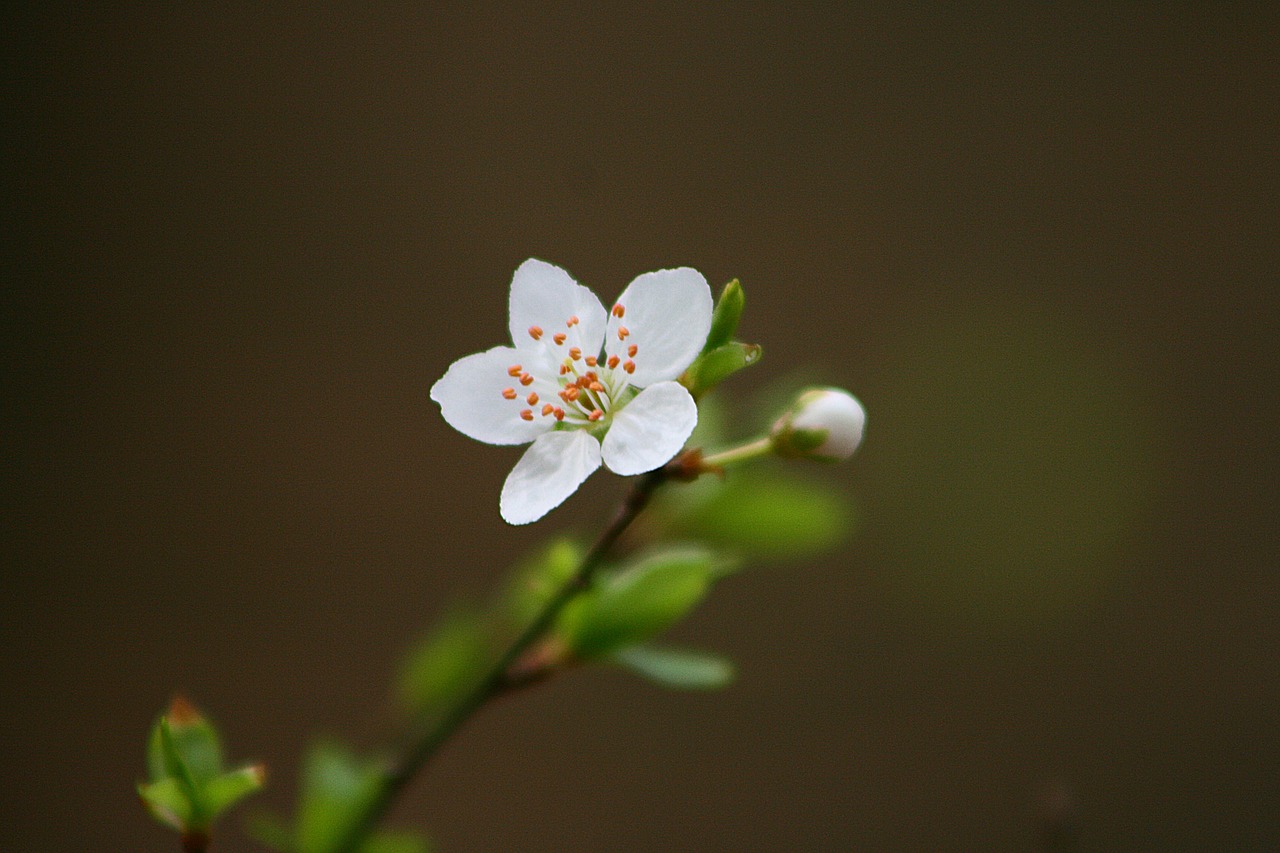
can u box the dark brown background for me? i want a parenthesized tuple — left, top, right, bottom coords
(4, 4, 1277, 850)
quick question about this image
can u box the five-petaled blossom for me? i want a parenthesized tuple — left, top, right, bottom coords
(430, 259, 712, 524)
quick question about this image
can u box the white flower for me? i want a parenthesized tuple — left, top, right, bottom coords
(430, 259, 712, 524)
(771, 387, 866, 461)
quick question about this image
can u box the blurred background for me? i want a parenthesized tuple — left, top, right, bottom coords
(4, 4, 1277, 850)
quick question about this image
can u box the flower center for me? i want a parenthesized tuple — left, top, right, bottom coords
(499, 304, 642, 428)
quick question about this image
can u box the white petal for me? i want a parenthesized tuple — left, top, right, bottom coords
(601, 381, 698, 475)
(508, 259, 608, 374)
(605, 267, 712, 387)
(429, 346, 555, 445)
(500, 430, 602, 525)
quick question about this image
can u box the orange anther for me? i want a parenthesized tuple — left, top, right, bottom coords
(565, 387, 580, 401)
(589, 381, 604, 392)
(569, 347, 582, 360)
(520, 409, 534, 421)
(566, 315, 580, 327)
(528, 325, 543, 340)
(526, 392, 539, 405)
(559, 363, 569, 375)
(553, 332, 567, 345)
(508, 364, 523, 376)
(588, 409, 604, 421)
(617, 326, 630, 340)
(612, 304, 625, 318)
(553, 408, 565, 421)
(501, 387, 517, 399)
(623, 360, 635, 374)
(628, 344, 638, 358)
(519, 373, 534, 386)
(607, 355, 620, 369)
(541, 403, 555, 416)
(585, 355, 598, 367)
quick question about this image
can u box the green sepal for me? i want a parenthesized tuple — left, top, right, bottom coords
(202, 764, 266, 816)
(558, 547, 718, 659)
(702, 279, 745, 353)
(681, 342, 762, 397)
(397, 609, 490, 715)
(138, 777, 192, 830)
(612, 645, 736, 690)
(777, 426, 828, 455)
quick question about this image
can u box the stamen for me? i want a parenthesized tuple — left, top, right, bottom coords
(588, 409, 604, 422)
(520, 409, 534, 421)
(628, 344, 638, 357)
(553, 332, 567, 345)
(607, 355, 620, 369)
(566, 315, 580, 327)
(612, 304, 625, 318)
(589, 381, 604, 392)
(617, 326, 630, 340)
(623, 360, 635, 374)
(553, 408, 565, 421)
(541, 403, 555, 416)
(519, 373, 534, 386)
(528, 325, 543, 340)
(585, 355, 598, 367)
(559, 363, 570, 375)
(569, 347, 582, 360)
(564, 387, 580, 402)
(507, 364, 523, 377)
(526, 392, 539, 405)
(501, 387, 517, 400)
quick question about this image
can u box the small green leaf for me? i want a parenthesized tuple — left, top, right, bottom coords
(559, 548, 717, 658)
(505, 537, 584, 625)
(702, 279, 745, 353)
(148, 697, 224, 787)
(157, 719, 208, 827)
(359, 831, 434, 853)
(676, 470, 851, 559)
(681, 342, 762, 397)
(296, 742, 384, 853)
(613, 646, 736, 690)
(138, 778, 192, 830)
(397, 610, 490, 715)
(202, 764, 266, 816)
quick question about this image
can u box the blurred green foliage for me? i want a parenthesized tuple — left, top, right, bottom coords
(251, 742, 430, 853)
(138, 697, 264, 838)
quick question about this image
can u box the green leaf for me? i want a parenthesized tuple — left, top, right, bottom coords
(676, 470, 851, 559)
(296, 742, 384, 853)
(359, 831, 433, 853)
(156, 719, 208, 827)
(681, 342, 762, 397)
(559, 548, 717, 658)
(202, 764, 266, 817)
(148, 698, 224, 787)
(138, 778, 192, 830)
(702, 279, 745, 353)
(505, 537, 584, 625)
(613, 646, 736, 690)
(397, 609, 490, 715)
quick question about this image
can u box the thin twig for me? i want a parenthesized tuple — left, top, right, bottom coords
(336, 465, 671, 851)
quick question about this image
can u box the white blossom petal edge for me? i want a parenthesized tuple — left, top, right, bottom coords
(429, 259, 711, 524)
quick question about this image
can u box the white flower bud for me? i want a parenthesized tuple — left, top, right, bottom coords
(771, 387, 866, 461)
